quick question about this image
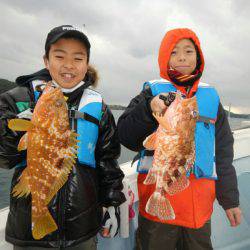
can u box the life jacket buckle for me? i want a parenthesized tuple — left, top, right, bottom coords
(68, 109, 85, 119)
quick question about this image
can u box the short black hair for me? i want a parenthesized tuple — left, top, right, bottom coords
(44, 25, 90, 62)
(45, 34, 90, 62)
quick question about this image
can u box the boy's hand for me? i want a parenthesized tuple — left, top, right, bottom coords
(150, 92, 175, 113)
(225, 207, 242, 227)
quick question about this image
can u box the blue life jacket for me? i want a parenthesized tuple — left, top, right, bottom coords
(75, 88, 102, 167)
(137, 80, 220, 179)
(16, 83, 102, 169)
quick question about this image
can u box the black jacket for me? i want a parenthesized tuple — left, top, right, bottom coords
(0, 69, 126, 248)
(117, 88, 239, 210)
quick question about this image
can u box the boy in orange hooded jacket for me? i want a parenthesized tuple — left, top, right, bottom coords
(117, 28, 241, 249)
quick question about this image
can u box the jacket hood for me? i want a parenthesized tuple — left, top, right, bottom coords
(15, 65, 99, 88)
(158, 28, 205, 82)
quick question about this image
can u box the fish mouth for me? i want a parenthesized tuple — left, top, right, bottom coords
(41, 84, 64, 102)
(42, 82, 60, 95)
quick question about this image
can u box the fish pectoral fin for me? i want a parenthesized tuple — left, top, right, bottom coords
(44, 157, 74, 205)
(8, 119, 33, 132)
(32, 210, 57, 239)
(18, 133, 28, 151)
(12, 169, 31, 198)
(143, 132, 157, 150)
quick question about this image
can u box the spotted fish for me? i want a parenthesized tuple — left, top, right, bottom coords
(8, 83, 78, 239)
(143, 93, 198, 220)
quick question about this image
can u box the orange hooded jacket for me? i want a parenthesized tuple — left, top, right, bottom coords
(137, 28, 216, 229)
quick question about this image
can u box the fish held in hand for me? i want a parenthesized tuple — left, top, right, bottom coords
(8, 82, 78, 239)
(143, 93, 198, 220)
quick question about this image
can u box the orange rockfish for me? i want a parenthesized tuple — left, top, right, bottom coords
(8, 83, 78, 239)
(143, 93, 198, 220)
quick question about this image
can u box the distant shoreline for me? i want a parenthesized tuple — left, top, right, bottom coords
(0, 79, 249, 117)
(108, 105, 126, 110)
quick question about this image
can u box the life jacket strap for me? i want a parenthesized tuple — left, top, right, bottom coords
(131, 150, 154, 167)
(68, 109, 99, 126)
(197, 115, 216, 124)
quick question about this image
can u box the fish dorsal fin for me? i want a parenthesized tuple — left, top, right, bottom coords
(18, 133, 28, 151)
(8, 119, 33, 131)
(44, 131, 78, 205)
(44, 155, 76, 205)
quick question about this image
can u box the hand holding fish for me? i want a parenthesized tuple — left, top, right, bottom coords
(150, 92, 176, 114)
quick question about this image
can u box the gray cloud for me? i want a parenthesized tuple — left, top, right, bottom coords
(1, 0, 250, 112)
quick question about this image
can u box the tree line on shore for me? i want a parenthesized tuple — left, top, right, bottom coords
(0, 78, 126, 110)
(1, 78, 249, 116)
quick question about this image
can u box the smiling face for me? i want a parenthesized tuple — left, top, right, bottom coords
(168, 39, 197, 75)
(44, 38, 88, 89)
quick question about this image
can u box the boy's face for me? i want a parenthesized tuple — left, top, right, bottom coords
(168, 39, 197, 75)
(44, 38, 88, 89)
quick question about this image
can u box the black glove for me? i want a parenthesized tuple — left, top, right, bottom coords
(159, 92, 176, 107)
(101, 206, 120, 238)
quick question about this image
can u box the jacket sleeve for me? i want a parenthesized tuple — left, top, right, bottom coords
(117, 88, 158, 152)
(95, 102, 126, 207)
(215, 102, 239, 210)
(0, 91, 26, 169)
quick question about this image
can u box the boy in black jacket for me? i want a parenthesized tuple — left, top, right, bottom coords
(0, 25, 125, 250)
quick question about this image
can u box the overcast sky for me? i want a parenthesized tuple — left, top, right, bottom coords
(1, 0, 250, 112)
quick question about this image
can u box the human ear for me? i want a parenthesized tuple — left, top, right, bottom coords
(43, 55, 49, 70)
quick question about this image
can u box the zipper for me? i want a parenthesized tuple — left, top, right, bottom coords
(57, 185, 66, 248)
(58, 105, 76, 247)
(57, 104, 77, 248)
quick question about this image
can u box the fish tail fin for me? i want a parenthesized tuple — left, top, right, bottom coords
(8, 119, 33, 131)
(32, 210, 57, 239)
(145, 191, 175, 220)
(143, 132, 157, 150)
(12, 169, 31, 198)
(143, 168, 157, 185)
